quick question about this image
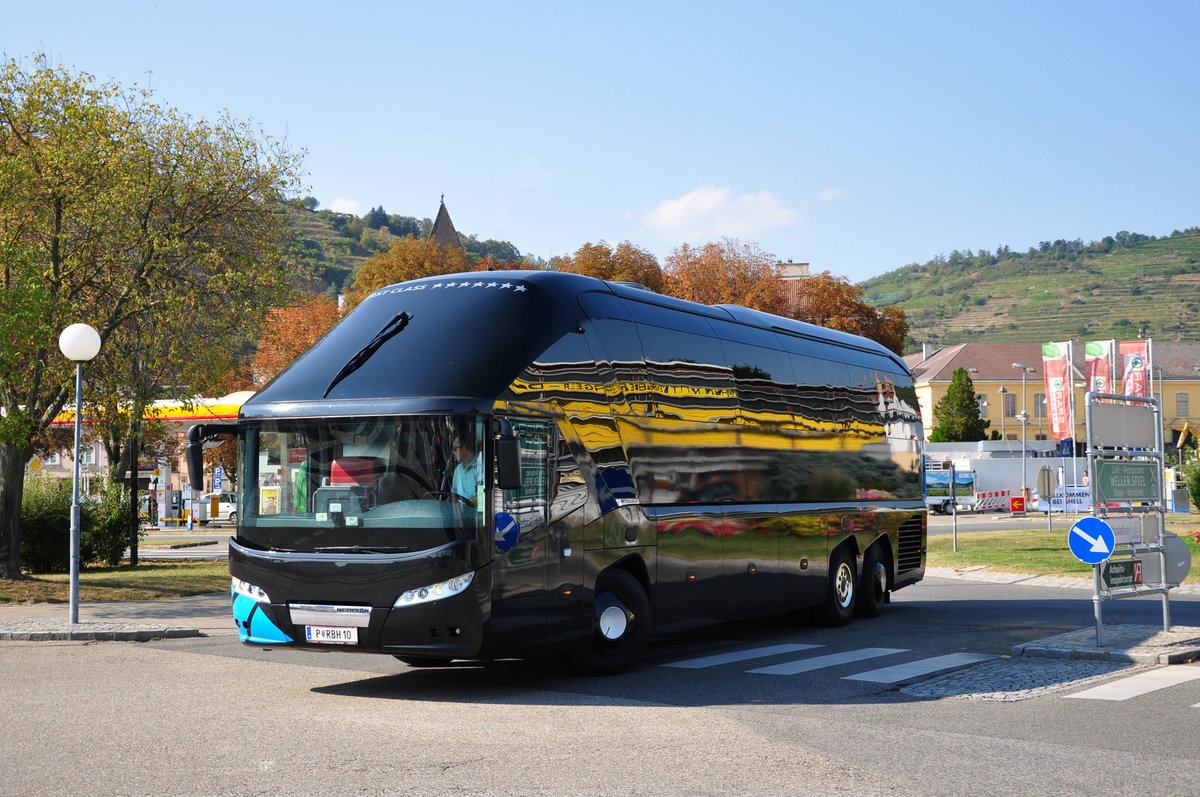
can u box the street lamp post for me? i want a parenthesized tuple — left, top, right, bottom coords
(1012, 363, 1033, 504)
(998, 384, 1008, 439)
(1154, 366, 1166, 449)
(59, 323, 101, 625)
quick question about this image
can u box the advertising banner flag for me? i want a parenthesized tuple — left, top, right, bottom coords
(1119, 339, 1151, 397)
(1042, 341, 1073, 440)
(1085, 340, 1113, 394)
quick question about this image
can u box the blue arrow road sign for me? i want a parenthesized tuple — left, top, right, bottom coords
(1069, 516, 1115, 564)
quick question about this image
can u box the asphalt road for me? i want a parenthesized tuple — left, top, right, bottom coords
(4, 575, 1199, 796)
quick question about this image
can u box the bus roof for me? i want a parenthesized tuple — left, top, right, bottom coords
(241, 270, 908, 419)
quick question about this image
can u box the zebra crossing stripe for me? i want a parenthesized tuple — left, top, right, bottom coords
(748, 647, 909, 676)
(662, 643, 823, 669)
(1065, 664, 1200, 701)
(843, 652, 995, 684)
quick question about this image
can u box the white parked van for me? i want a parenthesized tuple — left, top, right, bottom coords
(199, 491, 237, 524)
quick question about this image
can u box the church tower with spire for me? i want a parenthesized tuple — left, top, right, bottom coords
(428, 195, 461, 248)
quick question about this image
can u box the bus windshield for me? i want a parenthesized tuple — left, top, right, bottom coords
(238, 414, 488, 553)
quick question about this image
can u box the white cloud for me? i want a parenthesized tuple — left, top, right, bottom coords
(816, 187, 846, 203)
(329, 197, 361, 215)
(496, 156, 553, 191)
(640, 185, 798, 242)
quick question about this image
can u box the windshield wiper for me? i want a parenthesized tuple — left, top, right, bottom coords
(313, 545, 410, 554)
(323, 311, 412, 397)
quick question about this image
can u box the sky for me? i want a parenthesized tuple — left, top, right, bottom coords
(7, 1, 1200, 283)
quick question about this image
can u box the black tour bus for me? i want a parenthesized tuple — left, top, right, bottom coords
(188, 270, 925, 674)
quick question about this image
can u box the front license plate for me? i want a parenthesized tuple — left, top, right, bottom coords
(305, 625, 358, 644)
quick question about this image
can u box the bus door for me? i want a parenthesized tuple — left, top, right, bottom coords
(490, 419, 554, 656)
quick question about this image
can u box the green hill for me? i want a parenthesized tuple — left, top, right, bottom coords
(284, 207, 374, 294)
(861, 229, 1200, 348)
(284, 205, 528, 296)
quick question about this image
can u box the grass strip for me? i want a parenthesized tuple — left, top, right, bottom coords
(0, 560, 229, 604)
(929, 519, 1200, 582)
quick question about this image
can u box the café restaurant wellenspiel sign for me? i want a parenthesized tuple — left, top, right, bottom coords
(1093, 460, 1160, 504)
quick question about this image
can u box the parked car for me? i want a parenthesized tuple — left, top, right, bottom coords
(199, 491, 237, 524)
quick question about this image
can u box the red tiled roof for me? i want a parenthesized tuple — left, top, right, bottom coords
(906, 340, 1200, 382)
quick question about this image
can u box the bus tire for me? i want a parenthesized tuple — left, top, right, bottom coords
(817, 546, 856, 627)
(855, 543, 888, 619)
(569, 569, 651, 676)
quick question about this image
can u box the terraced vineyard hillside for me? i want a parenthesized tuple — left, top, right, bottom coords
(285, 208, 373, 294)
(861, 231, 1200, 347)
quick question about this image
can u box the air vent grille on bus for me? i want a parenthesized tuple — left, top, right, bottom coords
(896, 516, 924, 573)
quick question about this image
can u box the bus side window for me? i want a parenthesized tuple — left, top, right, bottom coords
(499, 420, 552, 530)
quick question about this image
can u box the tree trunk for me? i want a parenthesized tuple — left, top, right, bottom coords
(0, 441, 30, 579)
(127, 431, 139, 566)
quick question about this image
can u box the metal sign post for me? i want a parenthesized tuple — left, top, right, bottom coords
(950, 464, 958, 552)
(1037, 466, 1057, 536)
(1083, 391, 1181, 646)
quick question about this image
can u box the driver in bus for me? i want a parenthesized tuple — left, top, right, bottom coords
(451, 434, 483, 504)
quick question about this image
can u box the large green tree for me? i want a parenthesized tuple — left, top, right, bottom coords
(929, 367, 990, 442)
(0, 54, 303, 578)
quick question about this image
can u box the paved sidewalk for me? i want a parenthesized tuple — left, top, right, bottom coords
(0, 592, 234, 641)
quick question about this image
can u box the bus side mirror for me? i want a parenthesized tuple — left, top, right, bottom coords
(185, 423, 237, 492)
(495, 421, 522, 491)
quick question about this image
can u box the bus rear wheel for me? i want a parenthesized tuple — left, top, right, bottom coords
(569, 569, 651, 676)
(855, 543, 888, 619)
(816, 547, 856, 627)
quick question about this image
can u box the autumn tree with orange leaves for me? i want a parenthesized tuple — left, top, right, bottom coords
(662, 238, 788, 315)
(343, 235, 473, 311)
(558, 241, 664, 292)
(252, 294, 344, 385)
(790, 271, 908, 355)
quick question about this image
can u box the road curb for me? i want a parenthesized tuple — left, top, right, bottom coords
(0, 621, 202, 641)
(1011, 625, 1200, 665)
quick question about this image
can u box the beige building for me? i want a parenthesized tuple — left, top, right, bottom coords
(777, 260, 810, 311)
(904, 341, 1200, 448)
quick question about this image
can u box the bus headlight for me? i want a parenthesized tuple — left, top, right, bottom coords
(393, 572, 475, 608)
(232, 577, 271, 604)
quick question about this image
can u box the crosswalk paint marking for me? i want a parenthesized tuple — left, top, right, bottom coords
(1065, 665, 1200, 701)
(748, 647, 909, 676)
(662, 643, 823, 669)
(843, 652, 995, 684)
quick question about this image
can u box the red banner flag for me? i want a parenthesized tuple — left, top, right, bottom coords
(1042, 341, 1073, 440)
(1119, 340, 1150, 397)
(1085, 340, 1113, 393)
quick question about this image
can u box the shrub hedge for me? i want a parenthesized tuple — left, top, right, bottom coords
(19, 473, 143, 573)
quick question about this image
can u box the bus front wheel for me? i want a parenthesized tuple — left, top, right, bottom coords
(569, 570, 651, 675)
(817, 547, 856, 627)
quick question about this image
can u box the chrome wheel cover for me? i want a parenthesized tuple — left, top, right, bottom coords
(871, 559, 887, 599)
(834, 561, 855, 609)
(598, 604, 629, 640)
